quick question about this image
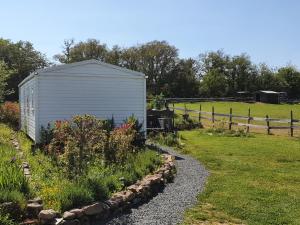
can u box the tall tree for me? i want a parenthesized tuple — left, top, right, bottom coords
(276, 66, 300, 98)
(54, 39, 108, 63)
(229, 54, 258, 94)
(256, 64, 283, 91)
(0, 61, 14, 102)
(137, 41, 178, 95)
(0, 38, 48, 101)
(167, 59, 200, 97)
(199, 69, 227, 97)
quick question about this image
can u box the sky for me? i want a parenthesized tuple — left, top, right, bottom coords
(0, 0, 300, 68)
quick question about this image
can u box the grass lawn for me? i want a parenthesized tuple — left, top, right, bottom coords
(175, 102, 300, 119)
(174, 102, 300, 137)
(179, 129, 300, 225)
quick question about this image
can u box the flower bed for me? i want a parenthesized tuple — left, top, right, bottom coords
(0, 115, 175, 225)
(36, 153, 176, 225)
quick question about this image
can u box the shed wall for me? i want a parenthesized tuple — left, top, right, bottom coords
(36, 74, 145, 141)
(19, 77, 36, 140)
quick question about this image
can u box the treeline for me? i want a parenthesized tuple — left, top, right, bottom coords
(1, 38, 300, 102)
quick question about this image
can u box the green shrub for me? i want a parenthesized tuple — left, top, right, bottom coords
(149, 93, 165, 110)
(149, 132, 182, 147)
(45, 115, 143, 177)
(206, 127, 253, 137)
(47, 115, 109, 177)
(175, 114, 201, 130)
(0, 190, 26, 206)
(0, 213, 17, 225)
(0, 145, 29, 201)
(123, 115, 145, 147)
(58, 183, 93, 212)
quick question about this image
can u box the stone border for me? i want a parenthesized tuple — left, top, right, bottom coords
(23, 153, 176, 225)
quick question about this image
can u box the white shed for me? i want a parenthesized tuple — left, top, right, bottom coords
(18, 59, 146, 143)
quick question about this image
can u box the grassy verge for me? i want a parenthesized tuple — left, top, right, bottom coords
(179, 129, 300, 225)
(0, 124, 29, 222)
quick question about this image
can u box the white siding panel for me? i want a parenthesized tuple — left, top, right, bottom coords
(37, 75, 145, 141)
(19, 78, 36, 140)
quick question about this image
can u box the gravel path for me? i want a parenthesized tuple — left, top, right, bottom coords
(104, 145, 209, 225)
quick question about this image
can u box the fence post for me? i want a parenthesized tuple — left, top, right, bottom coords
(229, 108, 232, 130)
(212, 106, 215, 128)
(290, 110, 294, 137)
(198, 104, 202, 123)
(172, 103, 175, 129)
(266, 115, 270, 135)
(184, 103, 187, 115)
(247, 108, 251, 133)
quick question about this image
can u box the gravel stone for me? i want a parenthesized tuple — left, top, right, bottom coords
(102, 145, 209, 225)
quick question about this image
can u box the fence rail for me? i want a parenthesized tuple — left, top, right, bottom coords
(171, 105, 300, 137)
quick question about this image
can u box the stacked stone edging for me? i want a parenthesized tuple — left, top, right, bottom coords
(33, 153, 176, 225)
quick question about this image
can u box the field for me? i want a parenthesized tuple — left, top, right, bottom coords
(173, 102, 300, 137)
(174, 102, 300, 119)
(179, 129, 300, 225)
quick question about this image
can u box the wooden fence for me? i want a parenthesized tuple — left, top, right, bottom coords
(171, 104, 300, 137)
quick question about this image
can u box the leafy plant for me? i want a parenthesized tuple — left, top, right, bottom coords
(124, 115, 145, 147)
(149, 132, 182, 147)
(0, 102, 20, 129)
(175, 114, 201, 130)
(0, 212, 17, 225)
(58, 183, 93, 212)
(150, 93, 165, 110)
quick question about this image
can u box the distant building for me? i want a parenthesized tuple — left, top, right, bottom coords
(255, 90, 281, 104)
(236, 91, 252, 98)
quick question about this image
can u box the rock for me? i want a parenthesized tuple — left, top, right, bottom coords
(127, 184, 139, 193)
(69, 209, 84, 218)
(20, 219, 39, 225)
(113, 191, 135, 202)
(22, 162, 30, 168)
(27, 202, 43, 218)
(82, 202, 104, 215)
(24, 168, 31, 176)
(28, 197, 43, 204)
(38, 209, 58, 221)
(63, 211, 76, 220)
(106, 196, 123, 209)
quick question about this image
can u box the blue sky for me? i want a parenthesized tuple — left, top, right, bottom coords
(0, 0, 299, 68)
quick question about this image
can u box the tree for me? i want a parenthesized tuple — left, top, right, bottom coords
(229, 54, 258, 94)
(53, 39, 74, 63)
(167, 59, 200, 97)
(54, 39, 108, 63)
(199, 69, 227, 97)
(276, 66, 300, 98)
(106, 45, 122, 66)
(0, 61, 14, 102)
(0, 38, 48, 101)
(256, 64, 283, 91)
(137, 41, 178, 95)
